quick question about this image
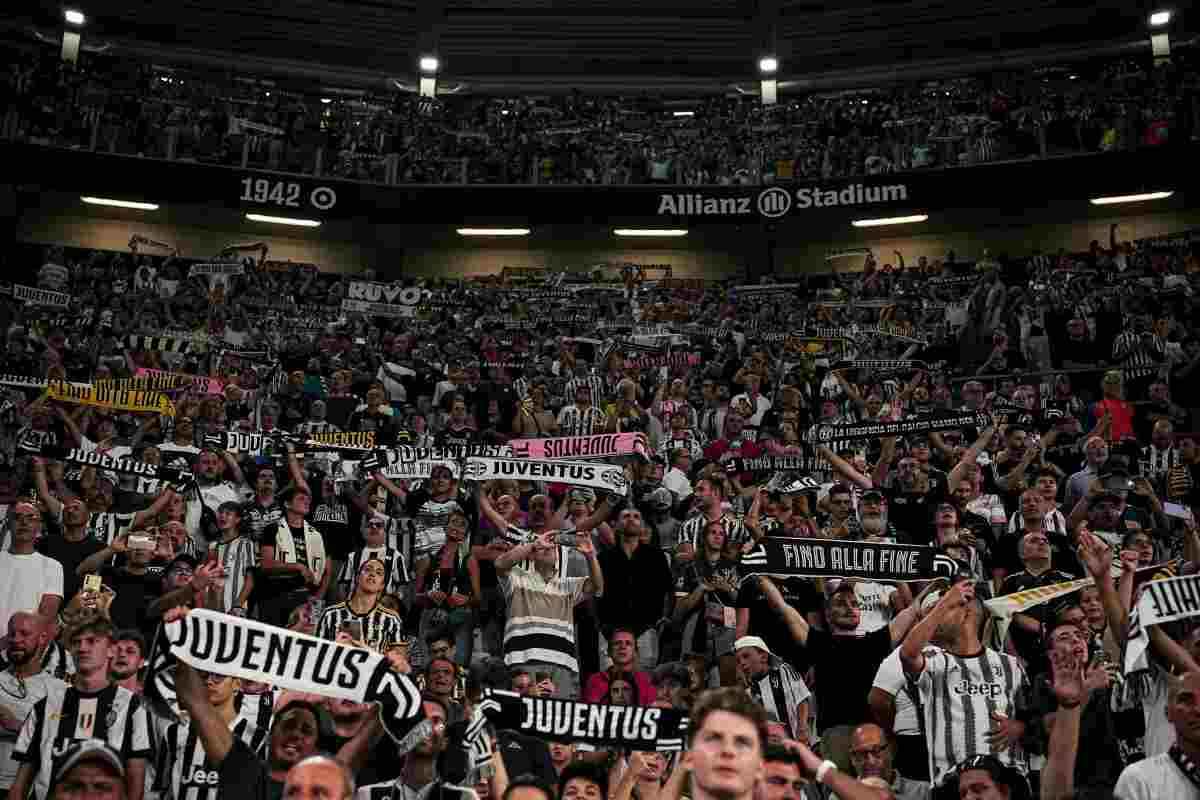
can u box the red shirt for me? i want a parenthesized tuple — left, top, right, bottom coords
(582, 670, 658, 706)
(1096, 398, 1135, 442)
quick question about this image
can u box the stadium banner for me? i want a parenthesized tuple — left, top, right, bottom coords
(807, 411, 991, 444)
(740, 537, 958, 583)
(1125, 573, 1200, 676)
(6, 284, 72, 307)
(461, 456, 630, 496)
(0, 141, 1183, 225)
(508, 432, 649, 461)
(341, 299, 416, 318)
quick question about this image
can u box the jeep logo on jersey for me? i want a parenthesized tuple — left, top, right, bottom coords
(655, 183, 909, 218)
(182, 769, 221, 786)
(953, 680, 1004, 699)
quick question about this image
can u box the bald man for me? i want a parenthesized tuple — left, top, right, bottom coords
(286, 755, 354, 800)
(846, 724, 927, 800)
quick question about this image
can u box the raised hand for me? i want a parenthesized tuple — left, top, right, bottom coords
(1049, 647, 1085, 709)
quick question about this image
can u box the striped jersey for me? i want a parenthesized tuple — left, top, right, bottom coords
(210, 536, 258, 613)
(679, 512, 749, 549)
(500, 566, 592, 672)
(556, 405, 609, 437)
(1112, 330, 1165, 381)
(159, 716, 268, 800)
(13, 681, 152, 800)
(915, 647, 1029, 787)
(746, 661, 813, 744)
(338, 546, 410, 599)
(316, 602, 405, 652)
(563, 375, 606, 407)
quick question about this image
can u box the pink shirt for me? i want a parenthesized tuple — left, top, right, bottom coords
(582, 670, 658, 706)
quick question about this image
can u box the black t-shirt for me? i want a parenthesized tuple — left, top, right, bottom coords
(998, 568, 1076, 671)
(308, 499, 353, 561)
(803, 626, 893, 733)
(218, 738, 282, 800)
(736, 576, 821, 672)
(37, 533, 107, 606)
(99, 566, 164, 639)
(242, 499, 284, 545)
(436, 426, 476, 449)
(881, 482, 948, 546)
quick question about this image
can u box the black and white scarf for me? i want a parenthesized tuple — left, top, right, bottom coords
(807, 411, 989, 444)
(146, 610, 429, 750)
(127, 335, 197, 355)
(740, 536, 958, 583)
(474, 690, 689, 751)
(20, 443, 194, 484)
(461, 457, 629, 496)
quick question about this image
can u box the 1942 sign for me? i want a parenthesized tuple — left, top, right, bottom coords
(239, 177, 338, 212)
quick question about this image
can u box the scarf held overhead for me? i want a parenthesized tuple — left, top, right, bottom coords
(153, 610, 429, 749)
(741, 537, 957, 583)
(476, 689, 688, 751)
(47, 381, 176, 416)
(807, 411, 990, 444)
(509, 432, 649, 461)
(20, 443, 195, 483)
(461, 457, 629, 496)
(1124, 573, 1200, 676)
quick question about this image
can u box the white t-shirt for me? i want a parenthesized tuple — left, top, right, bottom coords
(871, 647, 926, 737)
(1144, 668, 1173, 758)
(0, 671, 61, 790)
(0, 552, 64, 634)
(854, 582, 897, 634)
(1115, 752, 1200, 800)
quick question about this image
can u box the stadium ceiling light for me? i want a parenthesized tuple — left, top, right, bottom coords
(1150, 10, 1172, 26)
(320, 97, 332, 104)
(456, 228, 531, 236)
(419, 56, 440, 73)
(613, 228, 688, 237)
(80, 196, 158, 210)
(672, 111, 695, 117)
(1089, 191, 1174, 205)
(64, 9, 85, 25)
(245, 213, 322, 227)
(851, 214, 929, 228)
(758, 56, 779, 74)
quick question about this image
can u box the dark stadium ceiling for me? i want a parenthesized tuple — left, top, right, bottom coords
(12, 0, 1196, 93)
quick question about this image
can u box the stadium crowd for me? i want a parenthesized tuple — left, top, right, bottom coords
(0, 219, 1197, 800)
(2, 43, 1198, 185)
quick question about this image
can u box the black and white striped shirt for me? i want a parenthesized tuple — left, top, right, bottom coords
(564, 375, 606, 408)
(14, 682, 152, 800)
(679, 512, 749, 549)
(211, 536, 258, 613)
(556, 404, 609, 437)
(316, 602, 405, 651)
(746, 661, 813, 744)
(338, 546, 410, 599)
(1112, 330, 1164, 381)
(159, 717, 268, 800)
(916, 647, 1029, 787)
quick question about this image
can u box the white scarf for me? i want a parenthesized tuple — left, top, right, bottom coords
(275, 519, 327, 575)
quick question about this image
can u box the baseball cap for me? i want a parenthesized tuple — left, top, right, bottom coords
(733, 635, 772, 655)
(50, 740, 125, 787)
(861, 489, 884, 502)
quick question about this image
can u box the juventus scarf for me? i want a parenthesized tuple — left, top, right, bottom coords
(509, 432, 649, 461)
(366, 444, 512, 465)
(625, 352, 702, 369)
(366, 456, 461, 481)
(47, 381, 176, 416)
(740, 537, 957, 583)
(0, 373, 90, 391)
(462, 457, 630, 497)
(126, 335, 198, 355)
(832, 360, 926, 374)
(204, 431, 279, 456)
(135, 369, 225, 395)
(983, 578, 1095, 650)
(475, 689, 689, 751)
(807, 411, 989, 444)
(22, 443, 195, 485)
(148, 610, 429, 750)
(724, 455, 815, 476)
(1124, 574, 1200, 676)
(188, 262, 244, 277)
(5, 284, 72, 307)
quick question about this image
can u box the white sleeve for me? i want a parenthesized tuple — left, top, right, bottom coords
(1113, 766, 1153, 800)
(872, 650, 905, 696)
(44, 558, 64, 600)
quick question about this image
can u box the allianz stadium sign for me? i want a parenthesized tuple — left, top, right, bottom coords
(656, 183, 909, 219)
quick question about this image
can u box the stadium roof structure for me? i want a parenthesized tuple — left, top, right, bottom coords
(10, 0, 1195, 93)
